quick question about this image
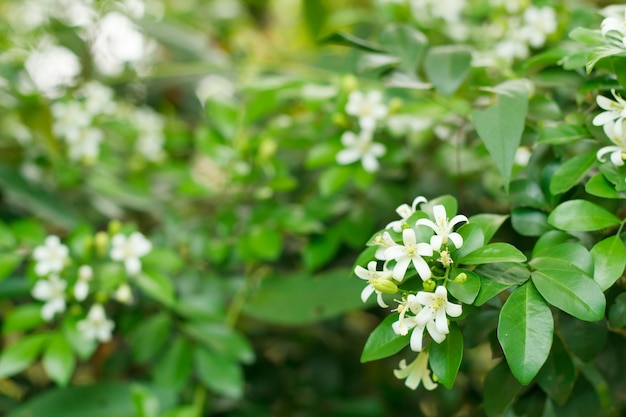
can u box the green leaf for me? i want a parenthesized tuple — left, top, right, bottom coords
(585, 173, 626, 198)
(3, 304, 45, 333)
(318, 31, 384, 53)
(549, 152, 597, 195)
(447, 269, 480, 304)
(558, 313, 607, 362)
(530, 243, 594, 277)
(424, 45, 472, 96)
(611, 56, 626, 91)
(537, 335, 576, 405)
(0, 333, 48, 378)
(303, 230, 341, 271)
(134, 272, 176, 307)
(511, 208, 552, 237)
(498, 282, 553, 385)
(609, 292, 626, 328)
(379, 24, 427, 72)
(127, 313, 172, 364)
(474, 263, 531, 306)
(569, 27, 606, 46)
(510, 179, 549, 209)
(468, 214, 508, 243)
(548, 200, 620, 232)
(473, 79, 530, 191)
(459, 243, 527, 265)
(429, 323, 463, 389)
(590, 235, 626, 290)
(360, 314, 409, 363)
(42, 333, 76, 387)
(537, 124, 589, 145)
(181, 322, 255, 364)
(302, 0, 327, 38)
(0, 253, 23, 283)
(62, 317, 97, 360)
(238, 225, 283, 262)
(194, 346, 243, 399)
(319, 166, 351, 196)
(531, 231, 574, 258)
(452, 223, 485, 262)
(131, 385, 160, 417)
(152, 337, 193, 391)
(483, 360, 523, 417)
(531, 269, 605, 321)
(244, 268, 373, 325)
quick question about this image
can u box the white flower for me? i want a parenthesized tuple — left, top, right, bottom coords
(386, 196, 428, 233)
(345, 91, 387, 131)
(73, 265, 93, 301)
(415, 205, 468, 251)
(77, 304, 114, 342)
(597, 120, 626, 166)
(392, 294, 427, 351)
(495, 37, 529, 62)
(601, 7, 626, 48)
(520, 6, 557, 48)
(196, 74, 236, 104)
(133, 107, 165, 161)
(25, 43, 81, 98)
(336, 130, 386, 173)
(372, 231, 398, 260)
(32, 275, 67, 321)
(354, 261, 393, 308)
(110, 232, 152, 275)
(384, 229, 433, 281)
(393, 352, 437, 390)
(79, 82, 116, 115)
(414, 286, 462, 342)
(592, 90, 626, 128)
(51, 101, 93, 142)
(66, 127, 104, 162)
(114, 283, 134, 304)
(33, 235, 69, 276)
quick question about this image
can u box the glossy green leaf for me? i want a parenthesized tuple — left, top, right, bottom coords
(0, 253, 23, 283)
(548, 200, 620, 232)
(128, 313, 173, 364)
(498, 282, 553, 385)
(599, 162, 626, 191)
(468, 213, 508, 243)
(379, 24, 427, 72)
(537, 124, 588, 145)
(474, 263, 531, 306)
(244, 268, 374, 325)
(303, 230, 341, 271)
(531, 231, 574, 258)
(483, 360, 523, 417)
(42, 334, 76, 387)
(319, 166, 351, 196)
(511, 208, 552, 237)
(549, 152, 597, 195)
(447, 269, 480, 304)
(585, 173, 626, 198)
(152, 337, 193, 391)
(360, 314, 409, 363)
(135, 272, 176, 307)
(510, 179, 548, 209)
(530, 243, 594, 277)
(459, 243, 527, 265)
(536, 336, 576, 405)
(590, 235, 626, 290)
(131, 385, 160, 417)
(0, 333, 48, 378)
(531, 269, 605, 321)
(609, 292, 626, 328)
(473, 79, 530, 191)
(452, 223, 485, 261)
(424, 45, 472, 96)
(194, 346, 243, 399)
(3, 303, 45, 334)
(181, 322, 255, 364)
(558, 313, 607, 362)
(318, 31, 384, 53)
(429, 323, 463, 389)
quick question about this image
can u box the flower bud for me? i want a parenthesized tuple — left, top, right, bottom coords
(373, 278, 398, 294)
(108, 220, 122, 236)
(332, 113, 349, 127)
(341, 74, 358, 93)
(94, 231, 109, 258)
(388, 97, 403, 114)
(454, 272, 467, 284)
(423, 279, 436, 292)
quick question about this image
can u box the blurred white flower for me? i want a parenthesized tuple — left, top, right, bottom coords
(597, 120, 626, 166)
(79, 82, 117, 116)
(32, 275, 67, 321)
(601, 7, 626, 48)
(336, 129, 386, 172)
(77, 304, 115, 342)
(110, 232, 152, 275)
(394, 352, 437, 390)
(495, 36, 529, 62)
(301, 84, 337, 101)
(51, 101, 93, 141)
(520, 6, 557, 48)
(345, 91, 387, 131)
(114, 283, 134, 304)
(515, 147, 532, 166)
(386, 115, 430, 137)
(33, 235, 69, 276)
(74, 265, 93, 301)
(65, 127, 104, 163)
(209, 0, 244, 20)
(196, 74, 235, 104)
(133, 107, 165, 161)
(120, 0, 147, 19)
(410, 0, 464, 24)
(25, 43, 81, 98)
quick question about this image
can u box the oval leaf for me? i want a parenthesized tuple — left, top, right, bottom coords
(459, 243, 527, 265)
(549, 152, 597, 195)
(0, 333, 48, 378)
(498, 282, 553, 385)
(360, 314, 409, 363)
(424, 45, 472, 96)
(591, 235, 626, 291)
(429, 323, 463, 389)
(42, 334, 76, 387)
(548, 200, 620, 232)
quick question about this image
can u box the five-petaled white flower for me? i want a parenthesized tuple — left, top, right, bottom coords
(415, 286, 462, 343)
(601, 7, 626, 48)
(110, 232, 152, 275)
(393, 351, 437, 390)
(73, 265, 93, 301)
(114, 283, 134, 304)
(355, 261, 394, 308)
(520, 6, 557, 48)
(336, 129, 386, 173)
(415, 205, 468, 251)
(372, 231, 398, 260)
(384, 228, 433, 281)
(77, 304, 115, 342)
(597, 119, 626, 166)
(392, 294, 428, 351)
(592, 90, 626, 129)
(345, 90, 388, 130)
(31, 274, 67, 321)
(386, 196, 428, 232)
(33, 235, 69, 276)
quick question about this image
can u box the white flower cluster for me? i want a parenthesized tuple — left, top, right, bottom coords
(593, 90, 626, 167)
(30, 230, 152, 342)
(336, 90, 387, 173)
(354, 196, 468, 390)
(600, 7, 626, 50)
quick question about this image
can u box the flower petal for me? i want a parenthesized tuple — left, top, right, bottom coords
(361, 284, 375, 303)
(411, 256, 432, 281)
(410, 325, 426, 351)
